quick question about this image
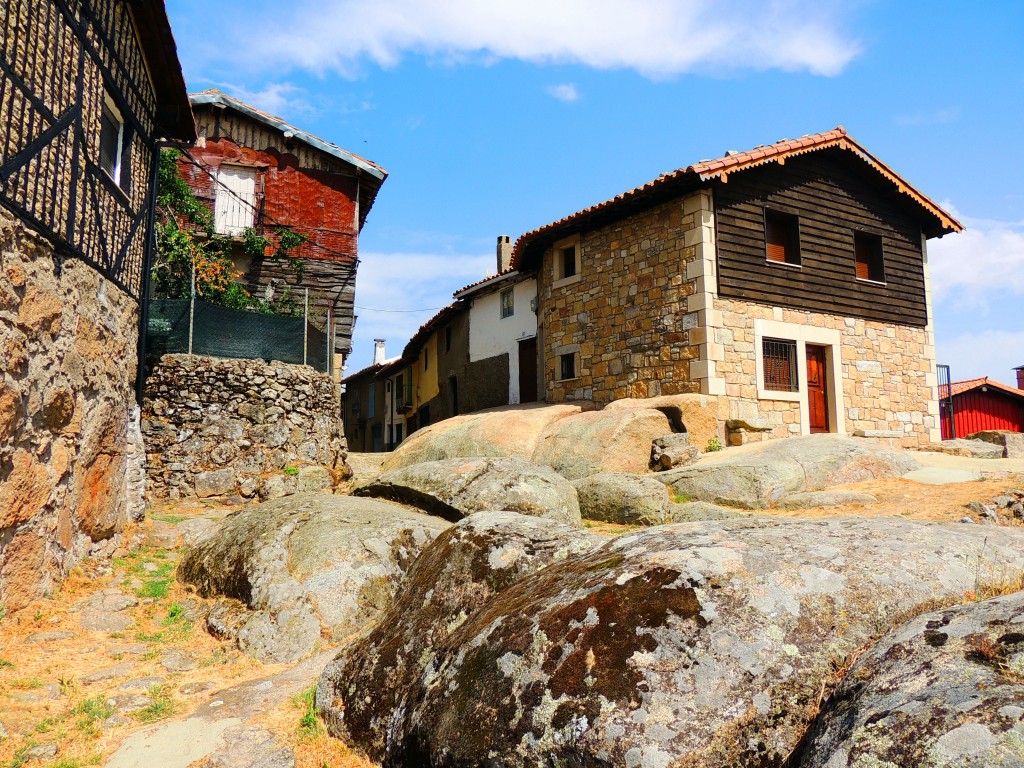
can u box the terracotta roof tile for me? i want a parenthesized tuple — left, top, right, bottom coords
(940, 377, 1024, 400)
(511, 127, 962, 270)
(452, 268, 527, 298)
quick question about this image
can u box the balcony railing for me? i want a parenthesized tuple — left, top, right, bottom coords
(214, 188, 262, 236)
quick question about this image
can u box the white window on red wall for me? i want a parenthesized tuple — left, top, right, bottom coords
(214, 165, 257, 235)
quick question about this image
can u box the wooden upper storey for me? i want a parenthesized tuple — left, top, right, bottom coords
(512, 128, 961, 329)
(714, 148, 932, 327)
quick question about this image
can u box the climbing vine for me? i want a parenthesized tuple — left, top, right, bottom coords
(150, 149, 306, 315)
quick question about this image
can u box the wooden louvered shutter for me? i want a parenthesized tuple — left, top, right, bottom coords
(854, 237, 871, 279)
(854, 232, 883, 282)
(766, 216, 787, 263)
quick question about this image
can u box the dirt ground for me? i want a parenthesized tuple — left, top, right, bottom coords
(1, 471, 1020, 767)
(0, 503, 373, 768)
(768, 475, 1023, 523)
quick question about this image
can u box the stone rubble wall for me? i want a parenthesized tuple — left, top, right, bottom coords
(538, 195, 703, 404)
(142, 354, 347, 501)
(0, 209, 142, 611)
(716, 298, 937, 447)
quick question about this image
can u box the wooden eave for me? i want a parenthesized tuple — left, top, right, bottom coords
(126, 1, 196, 142)
(511, 127, 963, 271)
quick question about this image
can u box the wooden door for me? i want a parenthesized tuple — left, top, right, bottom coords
(518, 338, 538, 403)
(806, 345, 829, 433)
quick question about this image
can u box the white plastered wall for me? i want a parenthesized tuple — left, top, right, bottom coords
(467, 276, 538, 404)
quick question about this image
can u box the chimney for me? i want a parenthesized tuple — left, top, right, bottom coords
(1015, 366, 1024, 390)
(373, 339, 386, 366)
(496, 234, 512, 273)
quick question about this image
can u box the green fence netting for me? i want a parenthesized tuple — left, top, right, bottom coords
(147, 298, 331, 372)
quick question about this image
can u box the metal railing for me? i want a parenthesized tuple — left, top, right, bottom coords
(213, 187, 263, 237)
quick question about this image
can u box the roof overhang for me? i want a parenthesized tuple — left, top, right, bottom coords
(189, 90, 388, 227)
(127, 1, 196, 143)
(511, 127, 963, 271)
(454, 269, 530, 300)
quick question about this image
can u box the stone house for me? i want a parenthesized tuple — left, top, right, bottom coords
(179, 90, 388, 373)
(343, 340, 397, 453)
(512, 128, 962, 446)
(0, 1, 195, 609)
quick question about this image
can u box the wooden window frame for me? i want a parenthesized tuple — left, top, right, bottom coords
(100, 91, 130, 190)
(558, 352, 577, 381)
(552, 234, 582, 287)
(764, 209, 801, 267)
(500, 287, 514, 318)
(853, 230, 885, 284)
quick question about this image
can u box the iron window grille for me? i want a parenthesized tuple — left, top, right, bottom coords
(763, 338, 798, 392)
(500, 287, 514, 318)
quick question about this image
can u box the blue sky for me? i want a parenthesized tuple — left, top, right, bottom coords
(166, 0, 1024, 384)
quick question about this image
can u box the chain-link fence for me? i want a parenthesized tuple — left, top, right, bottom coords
(147, 296, 332, 372)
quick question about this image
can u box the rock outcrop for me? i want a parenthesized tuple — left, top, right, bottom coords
(316, 512, 603, 758)
(380, 403, 582, 471)
(657, 434, 919, 508)
(794, 590, 1024, 768)
(178, 494, 449, 662)
(381, 398, 722, 481)
(532, 407, 674, 479)
(318, 515, 1024, 767)
(356, 457, 582, 526)
(572, 472, 673, 525)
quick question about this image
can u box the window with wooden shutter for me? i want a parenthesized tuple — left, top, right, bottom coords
(854, 231, 885, 282)
(764, 210, 800, 265)
(214, 165, 257, 235)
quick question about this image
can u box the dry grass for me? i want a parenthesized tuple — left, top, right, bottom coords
(255, 685, 377, 768)
(0, 513, 295, 768)
(768, 475, 1024, 522)
(582, 520, 644, 537)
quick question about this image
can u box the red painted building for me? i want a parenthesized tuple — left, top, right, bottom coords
(179, 90, 388, 370)
(940, 375, 1024, 440)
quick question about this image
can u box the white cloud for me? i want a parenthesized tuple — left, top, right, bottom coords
(347, 251, 494, 370)
(895, 106, 960, 127)
(229, 0, 860, 79)
(928, 206, 1024, 308)
(935, 328, 1024, 384)
(546, 83, 580, 102)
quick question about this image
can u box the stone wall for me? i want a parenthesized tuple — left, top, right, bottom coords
(142, 354, 346, 501)
(715, 297, 937, 447)
(0, 209, 142, 611)
(537, 195, 702, 404)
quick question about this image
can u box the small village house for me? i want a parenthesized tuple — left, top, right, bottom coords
(179, 90, 388, 374)
(512, 127, 962, 447)
(0, 0, 194, 608)
(940, 370, 1024, 440)
(344, 238, 541, 451)
(454, 235, 540, 405)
